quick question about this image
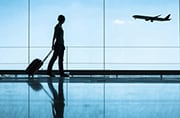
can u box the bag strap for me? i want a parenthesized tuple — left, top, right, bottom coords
(42, 50, 53, 62)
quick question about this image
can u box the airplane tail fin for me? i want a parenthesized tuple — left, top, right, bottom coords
(165, 14, 171, 20)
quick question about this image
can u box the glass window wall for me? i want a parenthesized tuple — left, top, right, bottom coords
(0, 0, 179, 70)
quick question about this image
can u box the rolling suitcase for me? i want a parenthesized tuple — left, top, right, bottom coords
(26, 50, 53, 76)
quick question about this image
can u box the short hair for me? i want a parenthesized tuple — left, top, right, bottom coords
(58, 15, 65, 23)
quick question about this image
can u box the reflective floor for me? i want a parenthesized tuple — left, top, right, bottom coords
(0, 76, 180, 118)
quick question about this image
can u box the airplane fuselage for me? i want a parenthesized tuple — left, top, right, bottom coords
(133, 14, 171, 22)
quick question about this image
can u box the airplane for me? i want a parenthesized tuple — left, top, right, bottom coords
(132, 14, 171, 22)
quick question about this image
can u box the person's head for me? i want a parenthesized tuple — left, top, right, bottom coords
(58, 15, 65, 24)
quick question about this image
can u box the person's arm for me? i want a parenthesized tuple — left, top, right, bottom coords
(52, 27, 56, 50)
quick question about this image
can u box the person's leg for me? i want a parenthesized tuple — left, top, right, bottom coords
(47, 51, 58, 76)
(58, 46, 65, 76)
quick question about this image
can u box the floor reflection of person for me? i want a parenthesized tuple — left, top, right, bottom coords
(48, 78, 65, 118)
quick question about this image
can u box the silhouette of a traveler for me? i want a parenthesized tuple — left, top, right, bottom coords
(48, 78, 65, 118)
(47, 15, 68, 77)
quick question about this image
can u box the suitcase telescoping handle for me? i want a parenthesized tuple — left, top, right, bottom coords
(42, 50, 53, 63)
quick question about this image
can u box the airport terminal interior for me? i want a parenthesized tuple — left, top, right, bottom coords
(0, 0, 180, 118)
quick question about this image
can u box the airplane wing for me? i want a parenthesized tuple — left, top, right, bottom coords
(154, 14, 161, 18)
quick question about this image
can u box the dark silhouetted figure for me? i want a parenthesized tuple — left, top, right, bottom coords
(47, 15, 68, 77)
(48, 78, 65, 118)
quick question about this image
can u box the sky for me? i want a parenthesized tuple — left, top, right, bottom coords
(0, 0, 179, 70)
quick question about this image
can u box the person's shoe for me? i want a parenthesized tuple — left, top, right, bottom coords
(60, 74, 69, 77)
(47, 72, 55, 77)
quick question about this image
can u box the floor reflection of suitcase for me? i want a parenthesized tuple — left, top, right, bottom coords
(25, 50, 52, 77)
